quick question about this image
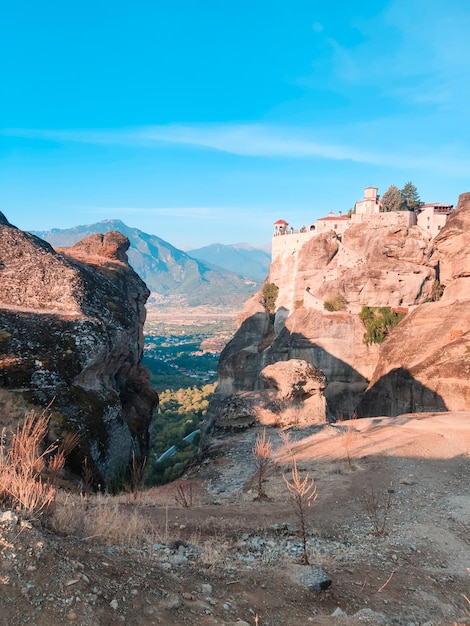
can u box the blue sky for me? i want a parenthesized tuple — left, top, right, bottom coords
(1, 0, 469, 249)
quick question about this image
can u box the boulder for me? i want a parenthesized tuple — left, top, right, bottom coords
(260, 359, 326, 401)
(299, 566, 332, 592)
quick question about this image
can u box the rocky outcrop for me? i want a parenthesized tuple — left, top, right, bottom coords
(357, 192, 470, 416)
(263, 308, 378, 418)
(270, 224, 436, 317)
(260, 359, 326, 424)
(204, 358, 326, 434)
(215, 293, 272, 397)
(0, 213, 158, 486)
(434, 191, 470, 298)
(207, 196, 470, 426)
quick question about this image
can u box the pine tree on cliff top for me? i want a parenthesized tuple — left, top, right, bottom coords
(400, 181, 421, 211)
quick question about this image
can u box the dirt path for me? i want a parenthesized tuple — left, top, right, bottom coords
(1, 412, 470, 625)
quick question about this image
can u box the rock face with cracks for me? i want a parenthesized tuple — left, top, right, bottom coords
(203, 354, 327, 435)
(357, 192, 470, 416)
(207, 192, 470, 427)
(0, 212, 158, 486)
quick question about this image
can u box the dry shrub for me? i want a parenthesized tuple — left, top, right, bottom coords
(0, 409, 80, 521)
(0, 410, 58, 519)
(175, 482, 193, 508)
(283, 457, 317, 564)
(252, 429, 274, 500)
(50, 491, 159, 547)
(127, 451, 147, 500)
(338, 412, 358, 470)
(364, 487, 394, 537)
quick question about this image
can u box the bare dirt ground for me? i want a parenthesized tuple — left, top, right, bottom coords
(1, 412, 470, 626)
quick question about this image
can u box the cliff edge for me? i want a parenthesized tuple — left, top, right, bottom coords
(0, 212, 158, 486)
(357, 192, 470, 416)
(206, 193, 470, 429)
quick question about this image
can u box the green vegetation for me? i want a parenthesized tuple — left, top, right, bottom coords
(380, 185, 401, 212)
(262, 282, 279, 314)
(323, 293, 346, 312)
(143, 352, 217, 390)
(142, 323, 229, 391)
(142, 321, 228, 485)
(145, 383, 216, 485)
(359, 306, 406, 345)
(400, 181, 421, 211)
(380, 182, 421, 212)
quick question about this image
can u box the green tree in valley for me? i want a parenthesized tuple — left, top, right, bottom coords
(380, 185, 402, 212)
(145, 383, 216, 485)
(400, 181, 421, 211)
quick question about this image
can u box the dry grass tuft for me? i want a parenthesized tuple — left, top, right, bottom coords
(50, 491, 160, 547)
(0, 410, 58, 519)
(0, 409, 80, 521)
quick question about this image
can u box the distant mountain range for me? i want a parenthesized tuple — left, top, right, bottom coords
(188, 242, 271, 281)
(32, 220, 267, 308)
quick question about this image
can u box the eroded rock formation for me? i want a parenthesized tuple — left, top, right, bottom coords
(0, 212, 158, 486)
(204, 358, 326, 434)
(358, 192, 470, 416)
(207, 194, 470, 428)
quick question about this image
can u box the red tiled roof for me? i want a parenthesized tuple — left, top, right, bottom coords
(317, 216, 350, 221)
(274, 219, 289, 225)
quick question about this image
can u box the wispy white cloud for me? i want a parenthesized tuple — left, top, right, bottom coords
(3, 122, 470, 176)
(2, 124, 372, 161)
(93, 206, 223, 220)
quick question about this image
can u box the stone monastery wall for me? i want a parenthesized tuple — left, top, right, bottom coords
(272, 187, 451, 260)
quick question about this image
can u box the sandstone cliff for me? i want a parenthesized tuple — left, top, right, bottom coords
(206, 200, 468, 428)
(0, 212, 158, 486)
(357, 192, 470, 416)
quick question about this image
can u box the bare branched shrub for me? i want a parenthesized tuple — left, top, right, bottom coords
(279, 430, 293, 449)
(175, 483, 193, 508)
(129, 452, 147, 500)
(252, 429, 274, 500)
(283, 458, 317, 564)
(339, 412, 358, 470)
(0, 410, 59, 519)
(364, 488, 394, 536)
